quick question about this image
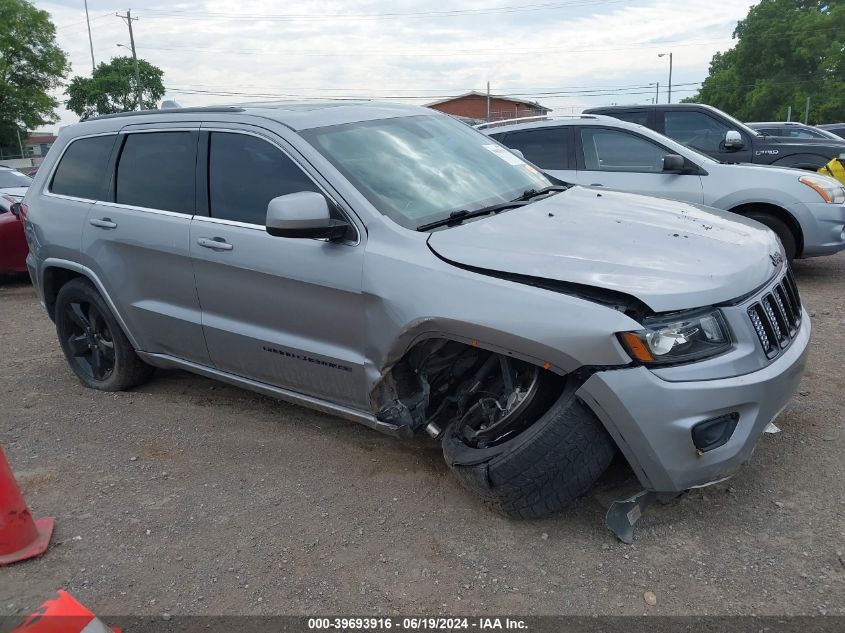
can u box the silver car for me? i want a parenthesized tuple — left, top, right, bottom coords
(21, 103, 810, 525)
(484, 115, 845, 261)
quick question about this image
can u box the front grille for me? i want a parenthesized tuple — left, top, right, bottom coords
(747, 269, 802, 359)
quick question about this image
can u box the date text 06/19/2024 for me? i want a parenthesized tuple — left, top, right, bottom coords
(307, 617, 529, 630)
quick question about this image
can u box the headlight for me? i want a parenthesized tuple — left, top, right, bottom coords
(799, 174, 845, 204)
(617, 308, 732, 366)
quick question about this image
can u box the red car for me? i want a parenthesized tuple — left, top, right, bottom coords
(0, 167, 32, 274)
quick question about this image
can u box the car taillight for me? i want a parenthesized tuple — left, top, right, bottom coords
(10, 201, 28, 220)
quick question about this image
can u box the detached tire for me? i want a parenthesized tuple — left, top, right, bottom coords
(743, 212, 798, 262)
(55, 278, 153, 391)
(442, 383, 617, 519)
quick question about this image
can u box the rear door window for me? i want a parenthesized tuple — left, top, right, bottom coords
(50, 135, 116, 200)
(115, 131, 197, 214)
(208, 132, 319, 226)
(580, 128, 667, 172)
(496, 127, 571, 169)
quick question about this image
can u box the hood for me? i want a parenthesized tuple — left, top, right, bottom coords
(0, 187, 27, 200)
(427, 187, 782, 313)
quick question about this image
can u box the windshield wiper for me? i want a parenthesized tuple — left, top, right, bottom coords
(515, 185, 571, 201)
(416, 200, 529, 231)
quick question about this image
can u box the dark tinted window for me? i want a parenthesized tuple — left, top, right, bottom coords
(581, 128, 666, 172)
(50, 135, 115, 199)
(753, 126, 781, 136)
(664, 111, 731, 153)
(209, 132, 318, 225)
(781, 127, 828, 139)
(607, 110, 649, 126)
(116, 132, 196, 214)
(823, 126, 845, 139)
(498, 127, 570, 169)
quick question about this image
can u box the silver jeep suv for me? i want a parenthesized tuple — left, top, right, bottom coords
(21, 102, 810, 522)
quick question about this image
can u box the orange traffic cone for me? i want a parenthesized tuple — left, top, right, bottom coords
(0, 444, 54, 566)
(12, 590, 117, 633)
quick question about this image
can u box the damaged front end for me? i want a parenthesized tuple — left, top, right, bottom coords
(370, 339, 555, 446)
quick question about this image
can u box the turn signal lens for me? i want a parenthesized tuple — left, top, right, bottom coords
(619, 332, 654, 362)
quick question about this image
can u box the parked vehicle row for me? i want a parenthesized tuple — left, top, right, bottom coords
(818, 123, 845, 139)
(19, 102, 810, 532)
(0, 166, 32, 274)
(483, 114, 845, 261)
(746, 121, 844, 141)
(582, 103, 845, 172)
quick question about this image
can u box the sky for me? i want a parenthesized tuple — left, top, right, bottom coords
(37, 0, 760, 131)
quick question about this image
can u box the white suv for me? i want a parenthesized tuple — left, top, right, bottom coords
(484, 115, 845, 261)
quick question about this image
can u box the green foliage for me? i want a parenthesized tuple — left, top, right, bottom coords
(0, 0, 69, 148)
(685, 0, 845, 123)
(66, 56, 165, 120)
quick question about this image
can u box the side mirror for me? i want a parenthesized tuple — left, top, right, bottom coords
(662, 154, 686, 173)
(724, 130, 743, 149)
(265, 191, 350, 240)
(9, 202, 22, 218)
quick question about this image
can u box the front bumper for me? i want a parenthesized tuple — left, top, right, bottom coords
(791, 200, 845, 257)
(577, 308, 810, 492)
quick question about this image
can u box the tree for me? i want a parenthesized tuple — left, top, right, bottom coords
(66, 56, 165, 120)
(684, 0, 845, 123)
(0, 0, 69, 150)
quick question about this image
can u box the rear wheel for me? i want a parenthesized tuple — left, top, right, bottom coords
(743, 212, 798, 262)
(55, 279, 152, 391)
(441, 359, 617, 519)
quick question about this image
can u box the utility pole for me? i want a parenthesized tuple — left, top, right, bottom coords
(803, 96, 811, 124)
(787, 106, 792, 122)
(117, 10, 143, 110)
(16, 128, 25, 161)
(84, 0, 95, 71)
(659, 52, 673, 103)
(486, 81, 491, 122)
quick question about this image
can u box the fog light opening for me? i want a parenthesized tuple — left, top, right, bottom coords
(692, 413, 740, 453)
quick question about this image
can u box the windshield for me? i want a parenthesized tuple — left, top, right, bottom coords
(0, 170, 32, 188)
(303, 115, 552, 229)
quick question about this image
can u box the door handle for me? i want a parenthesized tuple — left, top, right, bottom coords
(197, 237, 233, 251)
(89, 218, 117, 229)
(589, 183, 604, 187)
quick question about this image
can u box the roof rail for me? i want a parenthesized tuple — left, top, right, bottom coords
(474, 114, 598, 130)
(88, 106, 245, 121)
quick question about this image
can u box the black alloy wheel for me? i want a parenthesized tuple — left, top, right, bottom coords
(54, 278, 153, 391)
(61, 299, 116, 381)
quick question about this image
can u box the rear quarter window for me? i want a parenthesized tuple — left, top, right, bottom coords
(50, 135, 117, 200)
(605, 110, 649, 126)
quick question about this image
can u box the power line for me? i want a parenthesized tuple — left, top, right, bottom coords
(164, 76, 829, 103)
(134, 39, 734, 58)
(140, 0, 639, 22)
(164, 85, 702, 100)
(56, 11, 113, 31)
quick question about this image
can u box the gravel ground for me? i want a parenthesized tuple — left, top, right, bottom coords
(0, 254, 843, 618)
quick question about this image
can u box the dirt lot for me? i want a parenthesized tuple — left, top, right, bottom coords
(1, 254, 843, 618)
